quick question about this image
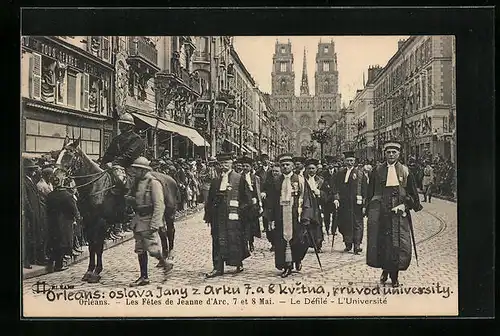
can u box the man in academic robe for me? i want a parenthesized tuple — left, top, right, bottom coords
(303, 158, 325, 253)
(239, 156, 263, 252)
(269, 153, 309, 278)
(366, 140, 423, 287)
(293, 156, 306, 177)
(256, 154, 272, 233)
(261, 163, 282, 252)
(333, 151, 367, 255)
(204, 152, 250, 278)
(321, 156, 337, 235)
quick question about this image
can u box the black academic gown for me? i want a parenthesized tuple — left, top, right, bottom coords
(366, 162, 423, 272)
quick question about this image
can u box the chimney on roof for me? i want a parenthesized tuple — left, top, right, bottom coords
(366, 65, 383, 85)
(398, 39, 407, 50)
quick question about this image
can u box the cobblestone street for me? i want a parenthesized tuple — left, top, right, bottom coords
(23, 198, 457, 302)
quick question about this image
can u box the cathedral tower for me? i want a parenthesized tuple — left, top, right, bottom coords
(300, 48, 310, 96)
(271, 40, 295, 99)
(314, 40, 341, 123)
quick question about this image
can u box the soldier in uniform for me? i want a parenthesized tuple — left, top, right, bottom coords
(128, 157, 170, 287)
(101, 113, 146, 173)
(333, 151, 367, 254)
(203, 152, 250, 278)
(101, 113, 146, 222)
(366, 140, 423, 287)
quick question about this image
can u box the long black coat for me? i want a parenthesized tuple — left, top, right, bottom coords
(46, 188, 80, 255)
(23, 175, 46, 261)
(204, 171, 251, 266)
(268, 173, 309, 270)
(366, 162, 423, 271)
(333, 167, 367, 242)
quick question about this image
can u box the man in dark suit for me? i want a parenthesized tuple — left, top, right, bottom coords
(256, 154, 272, 233)
(321, 155, 337, 235)
(261, 163, 282, 251)
(333, 151, 367, 254)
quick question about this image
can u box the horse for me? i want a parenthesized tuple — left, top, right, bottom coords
(55, 137, 128, 283)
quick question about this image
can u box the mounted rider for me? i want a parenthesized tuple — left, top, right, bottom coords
(101, 113, 146, 186)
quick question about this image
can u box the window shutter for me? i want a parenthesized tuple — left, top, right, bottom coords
(30, 53, 42, 100)
(102, 36, 110, 62)
(81, 73, 89, 111)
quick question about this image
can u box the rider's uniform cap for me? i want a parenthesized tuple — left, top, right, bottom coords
(131, 156, 152, 170)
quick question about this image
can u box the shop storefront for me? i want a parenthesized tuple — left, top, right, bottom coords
(21, 36, 115, 159)
(22, 100, 114, 160)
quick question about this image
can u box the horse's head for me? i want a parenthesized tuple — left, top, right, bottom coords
(56, 136, 84, 175)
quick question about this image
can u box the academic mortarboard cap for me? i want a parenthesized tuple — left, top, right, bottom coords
(343, 151, 356, 159)
(278, 153, 294, 163)
(216, 152, 235, 162)
(383, 140, 402, 151)
(304, 158, 320, 167)
(292, 156, 306, 163)
(239, 156, 254, 165)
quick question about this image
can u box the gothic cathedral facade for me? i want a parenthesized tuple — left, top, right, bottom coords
(270, 40, 341, 156)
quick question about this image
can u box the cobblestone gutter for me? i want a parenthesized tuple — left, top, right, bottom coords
(22, 204, 205, 280)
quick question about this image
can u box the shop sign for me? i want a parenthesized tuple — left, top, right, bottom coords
(21, 36, 107, 77)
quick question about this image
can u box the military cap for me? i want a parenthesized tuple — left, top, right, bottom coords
(343, 151, 356, 159)
(292, 156, 306, 164)
(304, 158, 320, 167)
(216, 152, 235, 162)
(278, 153, 294, 163)
(239, 156, 254, 165)
(131, 156, 152, 170)
(383, 140, 402, 151)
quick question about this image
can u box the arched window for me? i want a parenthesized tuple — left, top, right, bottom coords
(324, 80, 330, 93)
(280, 79, 287, 92)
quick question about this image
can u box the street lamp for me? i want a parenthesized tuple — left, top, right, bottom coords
(311, 116, 330, 161)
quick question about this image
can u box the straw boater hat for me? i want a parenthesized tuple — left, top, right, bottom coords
(131, 156, 152, 170)
(383, 140, 402, 152)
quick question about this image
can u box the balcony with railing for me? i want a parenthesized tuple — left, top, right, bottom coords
(128, 36, 159, 71)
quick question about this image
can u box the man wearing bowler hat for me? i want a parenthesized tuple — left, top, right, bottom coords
(332, 150, 367, 254)
(366, 140, 422, 287)
(204, 152, 250, 278)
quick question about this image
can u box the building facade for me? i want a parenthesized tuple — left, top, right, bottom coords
(21, 36, 115, 160)
(372, 35, 455, 161)
(347, 66, 381, 161)
(270, 40, 341, 156)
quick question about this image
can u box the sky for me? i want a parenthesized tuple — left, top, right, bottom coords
(233, 35, 409, 106)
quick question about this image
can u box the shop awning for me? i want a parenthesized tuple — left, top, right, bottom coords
(132, 113, 210, 147)
(244, 144, 258, 153)
(178, 126, 210, 147)
(224, 139, 240, 148)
